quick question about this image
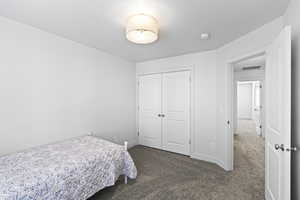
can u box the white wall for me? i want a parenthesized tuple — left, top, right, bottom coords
(136, 51, 218, 164)
(216, 17, 284, 169)
(237, 82, 253, 119)
(0, 17, 137, 156)
(284, 0, 300, 199)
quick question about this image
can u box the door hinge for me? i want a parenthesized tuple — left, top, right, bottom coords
(227, 120, 230, 125)
(189, 139, 191, 144)
(260, 84, 262, 89)
(260, 125, 262, 129)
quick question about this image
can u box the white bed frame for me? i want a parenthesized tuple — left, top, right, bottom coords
(88, 132, 128, 184)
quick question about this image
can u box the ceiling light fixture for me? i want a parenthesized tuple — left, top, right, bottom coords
(126, 14, 159, 44)
(200, 33, 210, 40)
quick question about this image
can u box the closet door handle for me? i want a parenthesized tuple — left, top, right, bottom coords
(158, 114, 162, 117)
(161, 114, 165, 117)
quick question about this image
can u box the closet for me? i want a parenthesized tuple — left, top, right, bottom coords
(138, 70, 191, 155)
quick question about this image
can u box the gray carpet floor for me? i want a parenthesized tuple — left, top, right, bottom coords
(89, 120, 264, 200)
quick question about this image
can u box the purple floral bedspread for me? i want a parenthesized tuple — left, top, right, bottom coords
(0, 136, 137, 200)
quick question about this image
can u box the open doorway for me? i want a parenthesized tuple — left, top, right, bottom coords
(225, 27, 292, 200)
(236, 81, 263, 137)
(232, 55, 266, 194)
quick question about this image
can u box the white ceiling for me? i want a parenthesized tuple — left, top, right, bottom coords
(0, 0, 289, 62)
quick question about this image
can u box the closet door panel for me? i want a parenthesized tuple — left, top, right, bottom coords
(139, 74, 162, 149)
(162, 71, 190, 155)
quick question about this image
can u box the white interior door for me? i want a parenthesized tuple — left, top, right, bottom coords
(162, 71, 190, 155)
(237, 82, 253, 119)
(139, 74, 162, 149)
(265, 26, 291, 200)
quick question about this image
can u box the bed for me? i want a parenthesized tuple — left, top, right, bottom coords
(0, 135, 137, 200)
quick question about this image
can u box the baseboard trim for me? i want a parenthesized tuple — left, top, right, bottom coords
(127, 140, 139, 149)
(190, 153, 217, 164)
(214, 160, 227, 170)
(190, 153, 227, 170)
(133, 143, 229, 171)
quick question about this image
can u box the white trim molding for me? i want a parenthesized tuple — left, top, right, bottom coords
(225, 49, 267, 171)
(191, 153, 227, 170)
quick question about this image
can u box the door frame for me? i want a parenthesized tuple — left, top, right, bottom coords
(136, 67, 195, 156)
(225, 49, 266, 171)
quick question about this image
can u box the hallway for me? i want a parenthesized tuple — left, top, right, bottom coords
(234, 119, 265, 196)
(235, 119, 264, 170)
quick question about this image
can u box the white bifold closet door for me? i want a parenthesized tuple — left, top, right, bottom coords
(139, 74, 162, 149)
(162, 71, 190, 155)
(139, 71, 190, 155)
